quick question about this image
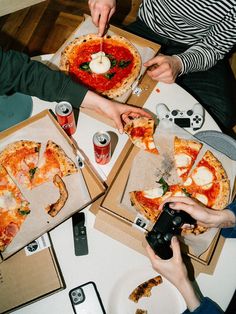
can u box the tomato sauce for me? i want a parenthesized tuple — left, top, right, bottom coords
(69, 40, 134, 92)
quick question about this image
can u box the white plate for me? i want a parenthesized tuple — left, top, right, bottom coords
(107, 266, 186, 314)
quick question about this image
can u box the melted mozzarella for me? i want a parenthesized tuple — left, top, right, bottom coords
(143, 187, 164, 199)
(89, 51, 111, 74)
(192, 166, 213, 186)
(183, 177, 192, 186)
(0, 191, 17, 210)
(175, 153, 191, 167)
(172, 191, 186, 197)
(148, 141, 156, 150)
(177, 168, 187, 176)
(195, 193, 208, 205)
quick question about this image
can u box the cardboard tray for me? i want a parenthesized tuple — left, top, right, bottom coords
(0, 110, 105, 261)
(0, 234, 65, 314)
(99, 143, 222, 266)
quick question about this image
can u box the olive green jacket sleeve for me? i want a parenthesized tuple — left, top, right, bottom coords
(0, 48, 88, 109)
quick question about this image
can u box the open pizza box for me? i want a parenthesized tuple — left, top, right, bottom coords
(0, 109, 105, 261)
(95, 120, 236, 270)
(47, 14, 161, 120)
(0, 233, 65, 313)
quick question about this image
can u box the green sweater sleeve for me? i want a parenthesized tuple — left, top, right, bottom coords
(0, 48, 88, 109)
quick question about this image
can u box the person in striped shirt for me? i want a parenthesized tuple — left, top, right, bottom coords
(89, 0, 236, 136)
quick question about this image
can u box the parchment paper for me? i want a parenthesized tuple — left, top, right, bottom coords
(0, 114, 91, 259)
(121, 119, 236, 256)
(48, 15, 156, 103)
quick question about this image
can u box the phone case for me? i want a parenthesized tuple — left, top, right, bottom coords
(69, 281, 106, 314)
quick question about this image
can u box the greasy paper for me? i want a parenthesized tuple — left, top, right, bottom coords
(0, 114, 91, 259)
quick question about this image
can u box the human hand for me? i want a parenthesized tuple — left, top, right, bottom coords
(88, 0, 116, 36)
(81, 90, 152, 133)
(160, 196, 236, 228)
(146, 237, 200, 311)
(144, 55, 182, 83)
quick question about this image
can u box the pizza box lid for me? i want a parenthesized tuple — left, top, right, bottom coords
(0, 233, 65, 313)
(0, 110, 105, 260)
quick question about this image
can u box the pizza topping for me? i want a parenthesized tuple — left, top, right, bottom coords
(143, 186, 164, 199)
(191, 166, 213, 186)
(175, 153, 192, 167)
(89, 51, 111, 74)
(183, 177, 192, 186)
(195, 193, 208, 205)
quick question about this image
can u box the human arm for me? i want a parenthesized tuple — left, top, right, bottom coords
(160, 197, 236, 230)
(0, 47, 151, 133)
(146, 237, 223, 313)
(88, 0, 116, 36)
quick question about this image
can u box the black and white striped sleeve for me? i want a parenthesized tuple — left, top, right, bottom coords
(176, 6, 236, 74)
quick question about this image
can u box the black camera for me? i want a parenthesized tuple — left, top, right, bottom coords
(146, 202, 196, 260)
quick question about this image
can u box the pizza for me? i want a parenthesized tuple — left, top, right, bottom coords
(130, 141, 230, 234)
(0, 140, 41, 189)
(0, 165, 30, 252)
(60, 33, 141, 98)
(31, 140, 78, 187)
(129, 275, 162, 303)
(45, 174, 68, 217)
(0, 139, 78, 252)
(124, 117, 158, 155)
(174, 136, 202, 181)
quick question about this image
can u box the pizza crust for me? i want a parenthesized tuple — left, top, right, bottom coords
(60, 33, 142, 98)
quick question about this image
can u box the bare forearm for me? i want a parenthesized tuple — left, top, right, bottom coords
(177, 278, 200, 312)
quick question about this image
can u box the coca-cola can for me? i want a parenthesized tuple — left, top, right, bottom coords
(93, 131, 111, 165)
(55, 101, 76, 136)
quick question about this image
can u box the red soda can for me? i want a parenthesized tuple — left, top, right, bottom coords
(93, 131, 111, 165)
(55, 101, 76, 136)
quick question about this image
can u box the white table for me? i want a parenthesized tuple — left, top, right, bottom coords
(12, 75, 236, 313)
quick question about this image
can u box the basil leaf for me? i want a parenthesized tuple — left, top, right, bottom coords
(18, 209, 31, 216)
(29, 167, 37, 179)
(118, 60, 131, 68)
(79, 62, 90, 71)
(110, 59, 117, 68)
(104, 72, 116, 80)
(181, 188, 192, 197)
(157, 177, 169, 195)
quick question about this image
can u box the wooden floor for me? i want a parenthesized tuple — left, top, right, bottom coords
(0, 0, 235, 136)
(0, 0, 138, 56)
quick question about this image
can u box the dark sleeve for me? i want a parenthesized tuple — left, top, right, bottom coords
(221, 201, 236, 238)
(0, 48, 88, 109)
(182, 297, 224, 314)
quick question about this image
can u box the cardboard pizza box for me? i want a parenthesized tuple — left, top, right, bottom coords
(0, 110, 105, 260)
(95, 139, 225, 266)
(0, 233, 65, 313)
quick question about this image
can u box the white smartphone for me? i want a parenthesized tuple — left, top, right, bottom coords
(69, 281, 106, 314)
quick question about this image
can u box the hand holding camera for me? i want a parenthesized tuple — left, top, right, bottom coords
(146, 202, 196, 260)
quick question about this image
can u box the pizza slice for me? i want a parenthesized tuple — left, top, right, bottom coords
(124, 117, 158, 155)
(182, 150, 230, 210)
(174, 136, 203, 181)
(130, 179, 172, 222)
(31, 140, 78, 187)
(129, 275, 162, 303)
(0, 165, 30, 252)
(0, 140, 41, 189)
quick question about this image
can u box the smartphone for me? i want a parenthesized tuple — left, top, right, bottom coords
(69, 281, 106, 314)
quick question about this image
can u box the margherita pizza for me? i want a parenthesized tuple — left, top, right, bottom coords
(174, 136, 202, 181)
(129, 275, 163, 303)
(124, 117, 158, 155)
(60, 34, 141, 98)
(0, 165, 30, 252)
